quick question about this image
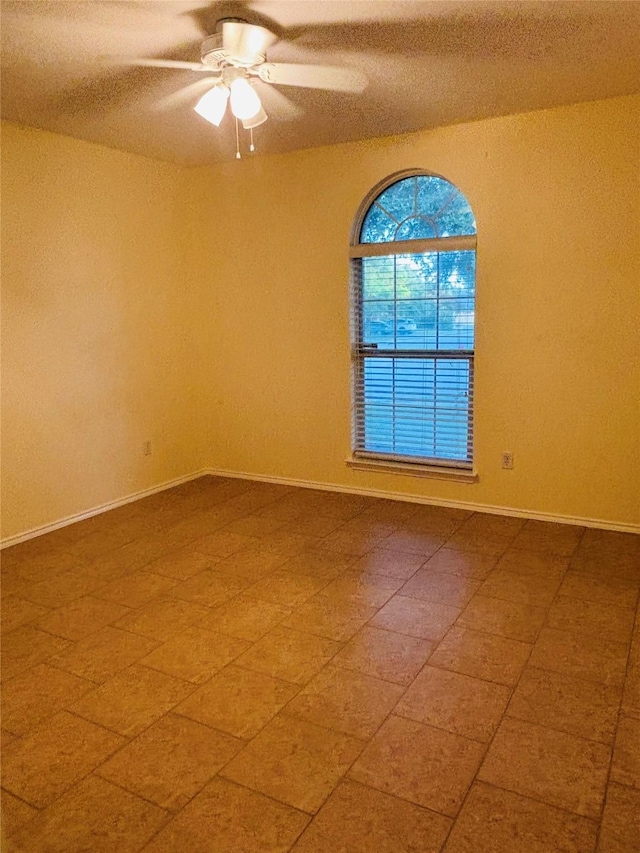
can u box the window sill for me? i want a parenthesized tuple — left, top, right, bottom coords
(346, 456, 478, 483)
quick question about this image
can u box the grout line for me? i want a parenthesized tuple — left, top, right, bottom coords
(4, 480, 639, 852)
(595, 594, 640, 850)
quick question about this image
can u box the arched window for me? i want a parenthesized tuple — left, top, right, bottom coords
(350, 171, 477, 472)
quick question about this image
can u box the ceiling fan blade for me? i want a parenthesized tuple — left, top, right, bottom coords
(257, 63, 367, 93)
(154, 77, 220, 111)
(257, 84, 304, 122)
(108, 57, 210, 72)
(221, 21, 277, 66)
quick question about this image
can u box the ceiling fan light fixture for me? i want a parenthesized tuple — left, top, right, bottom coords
(241, 104, 267, 129)
(229, 77, 262, 121)
(194, 83, 228, 127)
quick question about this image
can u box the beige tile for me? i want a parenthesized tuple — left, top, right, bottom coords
(424, 548, 498, 579)
(175, 665, 299, 738)
(224, 486, 292, 514)
(298, 491, 370, 520)
(48, 625, 160, 683)
(279, 512, 346, 538)
(511, 520, 584, 556)
(2, 710, 125, 807)
(319, 571, 403, 607)
(168, 570, 250, 607)
(496, 549, 570, 578)
(1, 625, 70, 681)
(34, 595, 131, 641)
(7, 774, 168, 853)
(94, 571, 178, 608)
(456, 514, 525, 540)
(141, 776, 309, 853)
(444, 530, 511, 557)
(219, 514, 287, 538)
(507, 666, 621, 744)
(1, 663, 94, 735)
(257, 495, 320, 522)
(66, 526, 137, 559)
(457, 594, 547, 643)
(428, 626, 532, 686)
(70, 664, 194, 737)
(0, 790, 38, 838)
(332, 625, 434, 686)
(478, 569, 561, 606)
(113, 595, 210, 642)
(292, 780, 451, 853)
(611, 716, 640, 789)
(96, 713, 243, 811)
(140, 626, 250, 684)
(622, 642, 640, 717)
(1, 728, 17, 747)
(213, 547, 291, 581)
(350, 715, 485, 817)
(529, 628, 629, 687)
(599, 783, 640, 853)
(283, 596, 377, 642)
(144, 548, 217, 581)
(193, 530, 260, 558)
(235, 627, 341, 685)
(400, 569, 481, 607)
(1, 595, 49, 633)
(396, 665, 511, 743)
(371, 595, 460, 641)
(547, 596, 635, 644)
(279, 549, 354, 582)
(351, 548, 426, 580)
(318, 524, 395, 557)
(81, 538, 166, 582)
(8, 550, 83, 583)
(21, 570, 102, 608)
(579, 528, 640, 560)
(443, 781, 598, 853)
(199, 595, 292, 642)
(570, 552, 640, 582)
(403, 505, 471, 537)
(357, 498, 421, 525)
(250, 530, 321, 557)
(0, 572, 31, 600)
(558, 571, 639, 610)
(245, 571, 330, 608)
(221, 714, 363, 814)
(379, 531, 445, 557)
(478, 717, 610, 818)
(285, 666, 404, 739)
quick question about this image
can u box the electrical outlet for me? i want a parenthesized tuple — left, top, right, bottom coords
(143, 441, 152, 457)
(501, 452, 514, 470)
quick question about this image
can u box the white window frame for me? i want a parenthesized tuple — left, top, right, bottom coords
(348, 170, 477, 481)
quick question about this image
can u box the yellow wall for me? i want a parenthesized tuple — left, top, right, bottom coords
(2, 96, 638, 541)
(1, 123, 205, 540)
(189, 95, 639, 528)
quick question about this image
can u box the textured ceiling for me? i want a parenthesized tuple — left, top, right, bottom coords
(1, 1, 639, 166)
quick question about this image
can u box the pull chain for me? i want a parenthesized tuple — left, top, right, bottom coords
(249, 128, 255, 153)
(235, 118, 241, 159)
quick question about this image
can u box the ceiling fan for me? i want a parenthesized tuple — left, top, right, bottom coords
(117, 18, 368, 158)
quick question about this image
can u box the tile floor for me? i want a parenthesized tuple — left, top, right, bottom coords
(1, 476, 639, 852)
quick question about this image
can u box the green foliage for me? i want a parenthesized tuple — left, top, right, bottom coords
(360, 175, 476, 243)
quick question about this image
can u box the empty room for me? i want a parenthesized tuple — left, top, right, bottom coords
(1, 1, 639, 851)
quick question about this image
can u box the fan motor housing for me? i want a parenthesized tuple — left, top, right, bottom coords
(201, 33, 266, 70)
(200, 34, 227, 70)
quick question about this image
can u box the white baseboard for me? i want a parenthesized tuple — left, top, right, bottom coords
(0, 470, 209, 549)
(3, 465, 638, 548)
(205, 467, 640, 535)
